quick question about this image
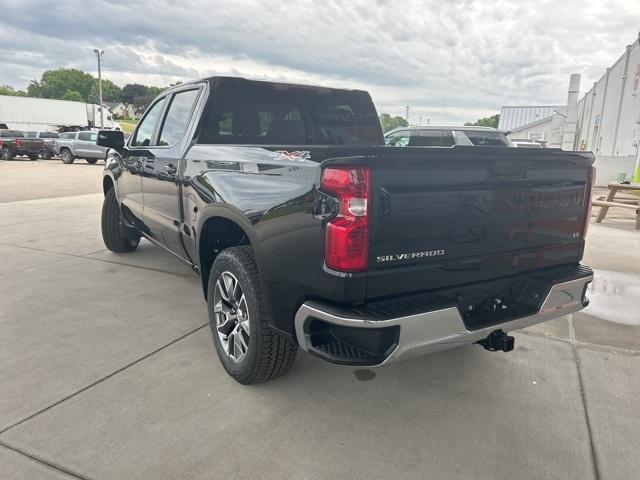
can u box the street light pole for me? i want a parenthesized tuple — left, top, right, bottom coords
(93, 48, 104, 129)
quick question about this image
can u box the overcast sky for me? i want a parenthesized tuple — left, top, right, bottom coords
(1, 0, 638, 124)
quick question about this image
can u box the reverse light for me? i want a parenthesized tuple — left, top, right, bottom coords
(321, 167, 371, 272)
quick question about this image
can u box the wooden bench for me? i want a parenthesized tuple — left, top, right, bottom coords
(593, 182, 640, 230)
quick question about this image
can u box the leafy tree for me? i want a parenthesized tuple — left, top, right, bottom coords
(464, 114, 500, 128)
(62, 90, 84, 102)
(27, 68, 94, 101)
(89, 78, 122, 103)
(0, 85, 27, 96)
(379, 113, 409, 133)
(121, 83, 149, 104)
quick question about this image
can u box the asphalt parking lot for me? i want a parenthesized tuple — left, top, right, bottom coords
(1, 158, 639, 480)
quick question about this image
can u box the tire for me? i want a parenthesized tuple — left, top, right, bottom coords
(208, 246, 297, 384)
(42, 150, 52, 160)
(1, 146, 14, 160)
(60, 149, 74, 164)
(86, 158, 98, 164)
(101, 188, 140, 253)
(28, 154, 38, 161)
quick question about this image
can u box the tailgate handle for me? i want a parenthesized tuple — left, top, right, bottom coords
(449, 227, 486, 244)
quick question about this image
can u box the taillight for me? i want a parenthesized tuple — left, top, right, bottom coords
(582, 166, 596, 237)
(15, 138, 21, 147)
(321, 166, 371, 272)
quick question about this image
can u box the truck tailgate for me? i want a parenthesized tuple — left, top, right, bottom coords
(366, 146, 594, 299)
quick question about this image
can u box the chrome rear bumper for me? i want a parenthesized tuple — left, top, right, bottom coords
(295, 270, 593, 366)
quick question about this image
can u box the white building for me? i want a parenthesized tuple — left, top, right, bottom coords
(499, 34, 640, 185)
(575, 35, 640, 184)
(499, 105, 567, 147)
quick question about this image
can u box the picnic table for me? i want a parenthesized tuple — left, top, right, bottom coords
(593, 182, 640, 229)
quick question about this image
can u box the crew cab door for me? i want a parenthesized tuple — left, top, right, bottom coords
(140, 87, 202, 257)
(75, 131, 95, 156)
(119, 97, 167, 228)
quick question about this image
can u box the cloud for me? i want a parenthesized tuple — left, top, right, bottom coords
(1, 0, 638, 123)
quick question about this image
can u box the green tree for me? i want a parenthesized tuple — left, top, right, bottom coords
(0, 85, 27, 96)
(121, 83, 149, 104)
(27, 68, 94, 101)
(464, 114, 500, 128)
(379, 113, 409, 133)
(61, 90, 84, 102)
(89, 78, 122, 103)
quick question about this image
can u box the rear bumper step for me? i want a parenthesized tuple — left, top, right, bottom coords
(295, 265, 593, 366)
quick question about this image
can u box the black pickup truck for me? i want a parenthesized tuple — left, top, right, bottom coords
(98, 77, 594, 384)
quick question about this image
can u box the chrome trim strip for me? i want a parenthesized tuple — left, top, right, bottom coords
(294, 273, 593, 365)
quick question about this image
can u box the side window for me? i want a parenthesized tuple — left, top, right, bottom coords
(78, 131, 91, 141)
(414, 130, 455, 147)
(385, 130, 411, 147)
(158, 89, 199, 146)
(131, 99, 165, 147)
(89, 132, 98, 142)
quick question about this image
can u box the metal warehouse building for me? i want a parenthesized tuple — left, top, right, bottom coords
(575, 34, 640, 184)
(500, 33, 640, 185)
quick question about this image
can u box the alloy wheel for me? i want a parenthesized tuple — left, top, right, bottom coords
(213, 271, 250, 362)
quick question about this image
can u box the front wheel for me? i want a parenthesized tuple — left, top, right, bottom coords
(1, 147, 14, 160)
(28, 154, 38, 161)
(86, 158, 98, 164)
(41, 150, 53, 160)
(101, 189, 140, 252)
(60, 149, 74, 164)
(208, 246, 297, 384)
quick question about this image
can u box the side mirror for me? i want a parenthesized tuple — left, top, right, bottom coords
(97, 130, 125, 151)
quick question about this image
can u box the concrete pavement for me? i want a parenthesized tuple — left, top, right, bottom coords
(0, 161, 638, 479)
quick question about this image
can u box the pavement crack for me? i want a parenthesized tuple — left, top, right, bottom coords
(0, 323, 208, 436)
(568, 316, 601, 480)
(0, 441, 92, 480)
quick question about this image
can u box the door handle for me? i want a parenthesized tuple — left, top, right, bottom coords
(163, 164, 177, 175)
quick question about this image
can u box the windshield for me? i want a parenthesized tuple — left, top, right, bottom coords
(23, 131, 37, 138)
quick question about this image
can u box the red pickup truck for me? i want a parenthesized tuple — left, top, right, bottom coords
(0, 130, 45, 160)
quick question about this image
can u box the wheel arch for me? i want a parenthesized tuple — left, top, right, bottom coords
(196, 207, 269, 302)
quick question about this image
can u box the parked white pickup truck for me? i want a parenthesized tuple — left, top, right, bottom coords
(54, 131, 108, 164)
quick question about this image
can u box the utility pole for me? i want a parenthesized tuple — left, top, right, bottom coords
(93, 48, 105, 129)
(405, 106, 410, 124)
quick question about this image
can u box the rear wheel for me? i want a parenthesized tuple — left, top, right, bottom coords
(101, 188, 140, 252)
(208, 246, 297, 384)
(86, 158, 98, 164)
(60, 149, 74, 164)
(1, 147, 14, 160)
(28, 154, 38, 161)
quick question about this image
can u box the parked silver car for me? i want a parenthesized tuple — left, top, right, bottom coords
(54, 131, 108, 164)
(385, 125, 512, 147)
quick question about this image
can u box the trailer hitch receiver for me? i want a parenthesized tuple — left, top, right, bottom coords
(477, 329, 515, 352)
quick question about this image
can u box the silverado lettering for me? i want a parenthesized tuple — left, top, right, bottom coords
(376, 250, 446, 262)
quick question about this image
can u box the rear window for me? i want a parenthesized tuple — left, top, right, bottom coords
(458, 130, 508, 146)
(23, 131, 37, 138)
(1, 130, 23, 138)
(199, 81, 381, 146)
(39, 132, 59, 138)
